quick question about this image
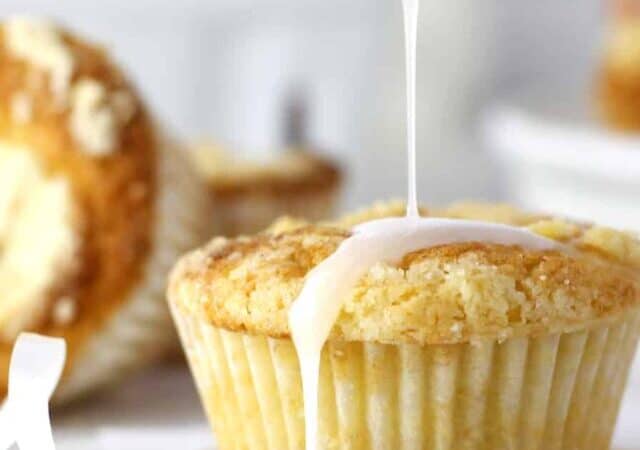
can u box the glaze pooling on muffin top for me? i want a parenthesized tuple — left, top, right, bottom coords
(288, 217, 559, 449)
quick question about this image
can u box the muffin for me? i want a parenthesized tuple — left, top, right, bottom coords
(191, 142, 342, 236)
(597, 0, 640, 130)
(0, 16, 209, 402)
(169, 201, 640, 449)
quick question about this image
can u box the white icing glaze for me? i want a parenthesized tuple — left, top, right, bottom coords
(402, 0, 419, 217)
(0, 333, 66, 450)
(289, 217, 558, 449)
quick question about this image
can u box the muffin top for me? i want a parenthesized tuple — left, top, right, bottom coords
(0, 17, 155, 342)
(191, 142, 341, 198)
(169, 202, 640, 345)
(604, 0, 640, 78)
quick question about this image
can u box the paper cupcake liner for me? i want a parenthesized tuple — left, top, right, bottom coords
(55, 133, 210, 403)
(211, 189, 338, 236)
(172, 305, 640, 450)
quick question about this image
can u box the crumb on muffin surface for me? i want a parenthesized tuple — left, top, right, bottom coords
(169, 202, 640, 345)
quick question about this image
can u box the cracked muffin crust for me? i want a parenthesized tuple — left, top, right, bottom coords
(169, 202, 640, 345)
(170, 201, 640, 450)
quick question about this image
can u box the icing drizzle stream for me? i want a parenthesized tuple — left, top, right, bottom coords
(403, 0, 420, 217)
(288, 1, 558, 449)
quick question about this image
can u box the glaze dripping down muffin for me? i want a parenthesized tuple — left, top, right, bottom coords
(169, 202, 640, 450)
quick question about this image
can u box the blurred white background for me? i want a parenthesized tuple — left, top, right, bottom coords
(1, 0, 603, 209)
(3, 1, 638, 448)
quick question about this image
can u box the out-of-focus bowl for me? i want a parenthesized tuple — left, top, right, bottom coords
(484, 90, 640, 231)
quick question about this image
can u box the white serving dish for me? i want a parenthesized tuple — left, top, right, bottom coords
(484, 90, 640, 231)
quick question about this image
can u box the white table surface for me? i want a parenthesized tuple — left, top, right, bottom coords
(54, 356, 640, 450)
(54, 365, 213, 450)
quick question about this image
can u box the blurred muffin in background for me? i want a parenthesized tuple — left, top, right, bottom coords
(0, 16, 209, 403)
(191, 142, 342, 236)
(597, 0, 640, 130)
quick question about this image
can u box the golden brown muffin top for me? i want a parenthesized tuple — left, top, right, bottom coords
(191, 142, 341, 198)
(169, 202, 640, 345)
(0, 17, 155, 366)
(603, 17, 640, 79)
(597, 64, 640, 131)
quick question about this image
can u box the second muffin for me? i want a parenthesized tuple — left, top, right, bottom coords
(191, 143, 342, 237)
(0, 17, 210, 402)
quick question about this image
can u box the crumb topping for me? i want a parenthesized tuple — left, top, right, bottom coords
(10, 92, 32, 124)
(4, 16, 74, 104)
(169, 202, 640, 344)
(52, 296, 77, 326)
(581, 226, 640, 267)
(527, 219, 582, 242)
(335, 200, 426, 228)
(3, 17, 138, 157)
(70, 78, 137, 156)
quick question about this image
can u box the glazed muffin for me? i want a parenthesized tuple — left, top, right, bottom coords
(597, 0, 640, 130)
(191, 142, 341, 236)
(169, 202, 640, 450)
(0, 17, 209, 402)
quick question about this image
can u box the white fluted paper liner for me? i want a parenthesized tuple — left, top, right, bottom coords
(171, 304, 640, 450)
(54, 133, 210, 403)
